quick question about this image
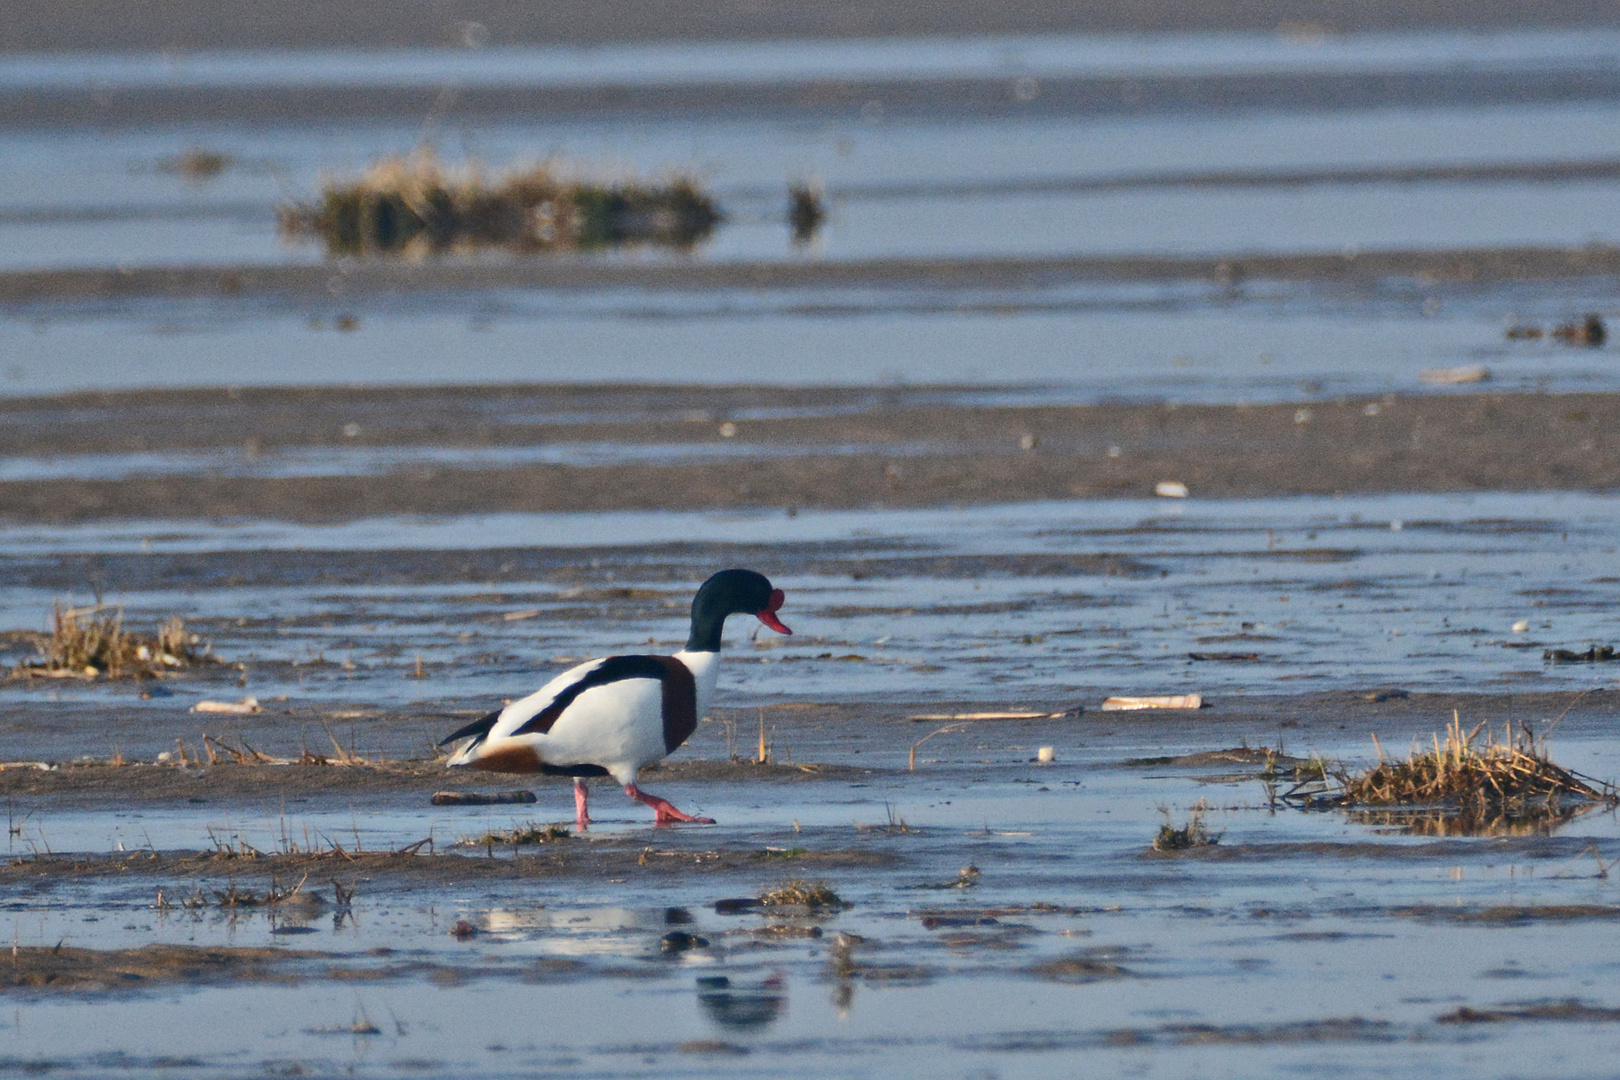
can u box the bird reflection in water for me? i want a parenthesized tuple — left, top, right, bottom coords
(696, 973, 787, 1030)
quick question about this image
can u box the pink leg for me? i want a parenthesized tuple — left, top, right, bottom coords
(625, 783, 715, 825)
(574, 779, 592, 829)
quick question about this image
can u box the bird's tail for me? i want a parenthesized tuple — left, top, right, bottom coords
(439, 708, 501, 766)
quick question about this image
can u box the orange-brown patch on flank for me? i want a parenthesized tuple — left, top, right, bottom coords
(468, 742, 544, 774)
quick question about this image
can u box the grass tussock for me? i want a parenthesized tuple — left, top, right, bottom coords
(1152, 800, 1221, 852)
(758, 879, 850, 910)
(278, 152, 721, 257)
(468, 821, 571, 846)
(1340, 714, 1610, 808)
(12, 604, 216, 681)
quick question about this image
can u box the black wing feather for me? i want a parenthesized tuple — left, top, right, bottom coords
(438, 708, 503, 748)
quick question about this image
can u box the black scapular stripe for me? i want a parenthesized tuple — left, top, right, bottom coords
(539, 762, 612, 778)
(512, 654, 698, 755)
(438, 708, 502, 748)
(654, 656, 699, 754)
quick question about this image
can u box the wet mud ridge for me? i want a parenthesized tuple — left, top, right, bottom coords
(1, 387, 1618, 522)
(9, 0, 1615, 53)
(0, 756, 878, 807)
(5, 245, 1620, 305)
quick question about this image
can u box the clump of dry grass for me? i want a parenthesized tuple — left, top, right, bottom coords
(1152, 800, 1221, 852)
(278, 152, 720, 257)
(12, 604, 216, 681)
(469, 821, 571, 846)
(1340, 714, 1610, 808)
(758, 880, 850, 910)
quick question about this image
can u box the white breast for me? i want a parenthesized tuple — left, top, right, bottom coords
(677, 649, 721, 716)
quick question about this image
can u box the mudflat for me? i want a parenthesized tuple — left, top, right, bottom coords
(0, 386, 1614, 522)
(2, 684, 1615, 1077)
(2, 690, 1613, 801)
(4, 5, 1620, 1072)
(5, 246, 1619, 305)
(7, 0, 1616, 53)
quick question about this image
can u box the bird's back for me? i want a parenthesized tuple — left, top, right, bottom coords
(489, 654, 689, 782)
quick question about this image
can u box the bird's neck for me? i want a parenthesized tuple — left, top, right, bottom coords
(675, 649, 722, 716)
(685, 608, 728, 652)
(683, 599, 735, 650)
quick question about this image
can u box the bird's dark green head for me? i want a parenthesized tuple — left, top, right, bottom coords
(686, 568, 791, 652)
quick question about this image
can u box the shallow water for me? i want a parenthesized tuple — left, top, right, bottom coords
(13, 174, 1619, 269)
(0, 439, 945, 484)
(4, 54, 1619, 401)
(7, 275, 1618, 401)
(7, 101, 1620, 270)
(6, 717, 1620, 1079)
(8, 28, 1620, 91)
(1, 492, 1617, 714)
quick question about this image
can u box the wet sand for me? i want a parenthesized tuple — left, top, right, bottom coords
(1, 387, 1615, 522)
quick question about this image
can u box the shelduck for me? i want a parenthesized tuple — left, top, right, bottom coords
(439, 569, 791, 826)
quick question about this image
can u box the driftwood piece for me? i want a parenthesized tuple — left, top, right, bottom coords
(431, 790, 537, 806)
